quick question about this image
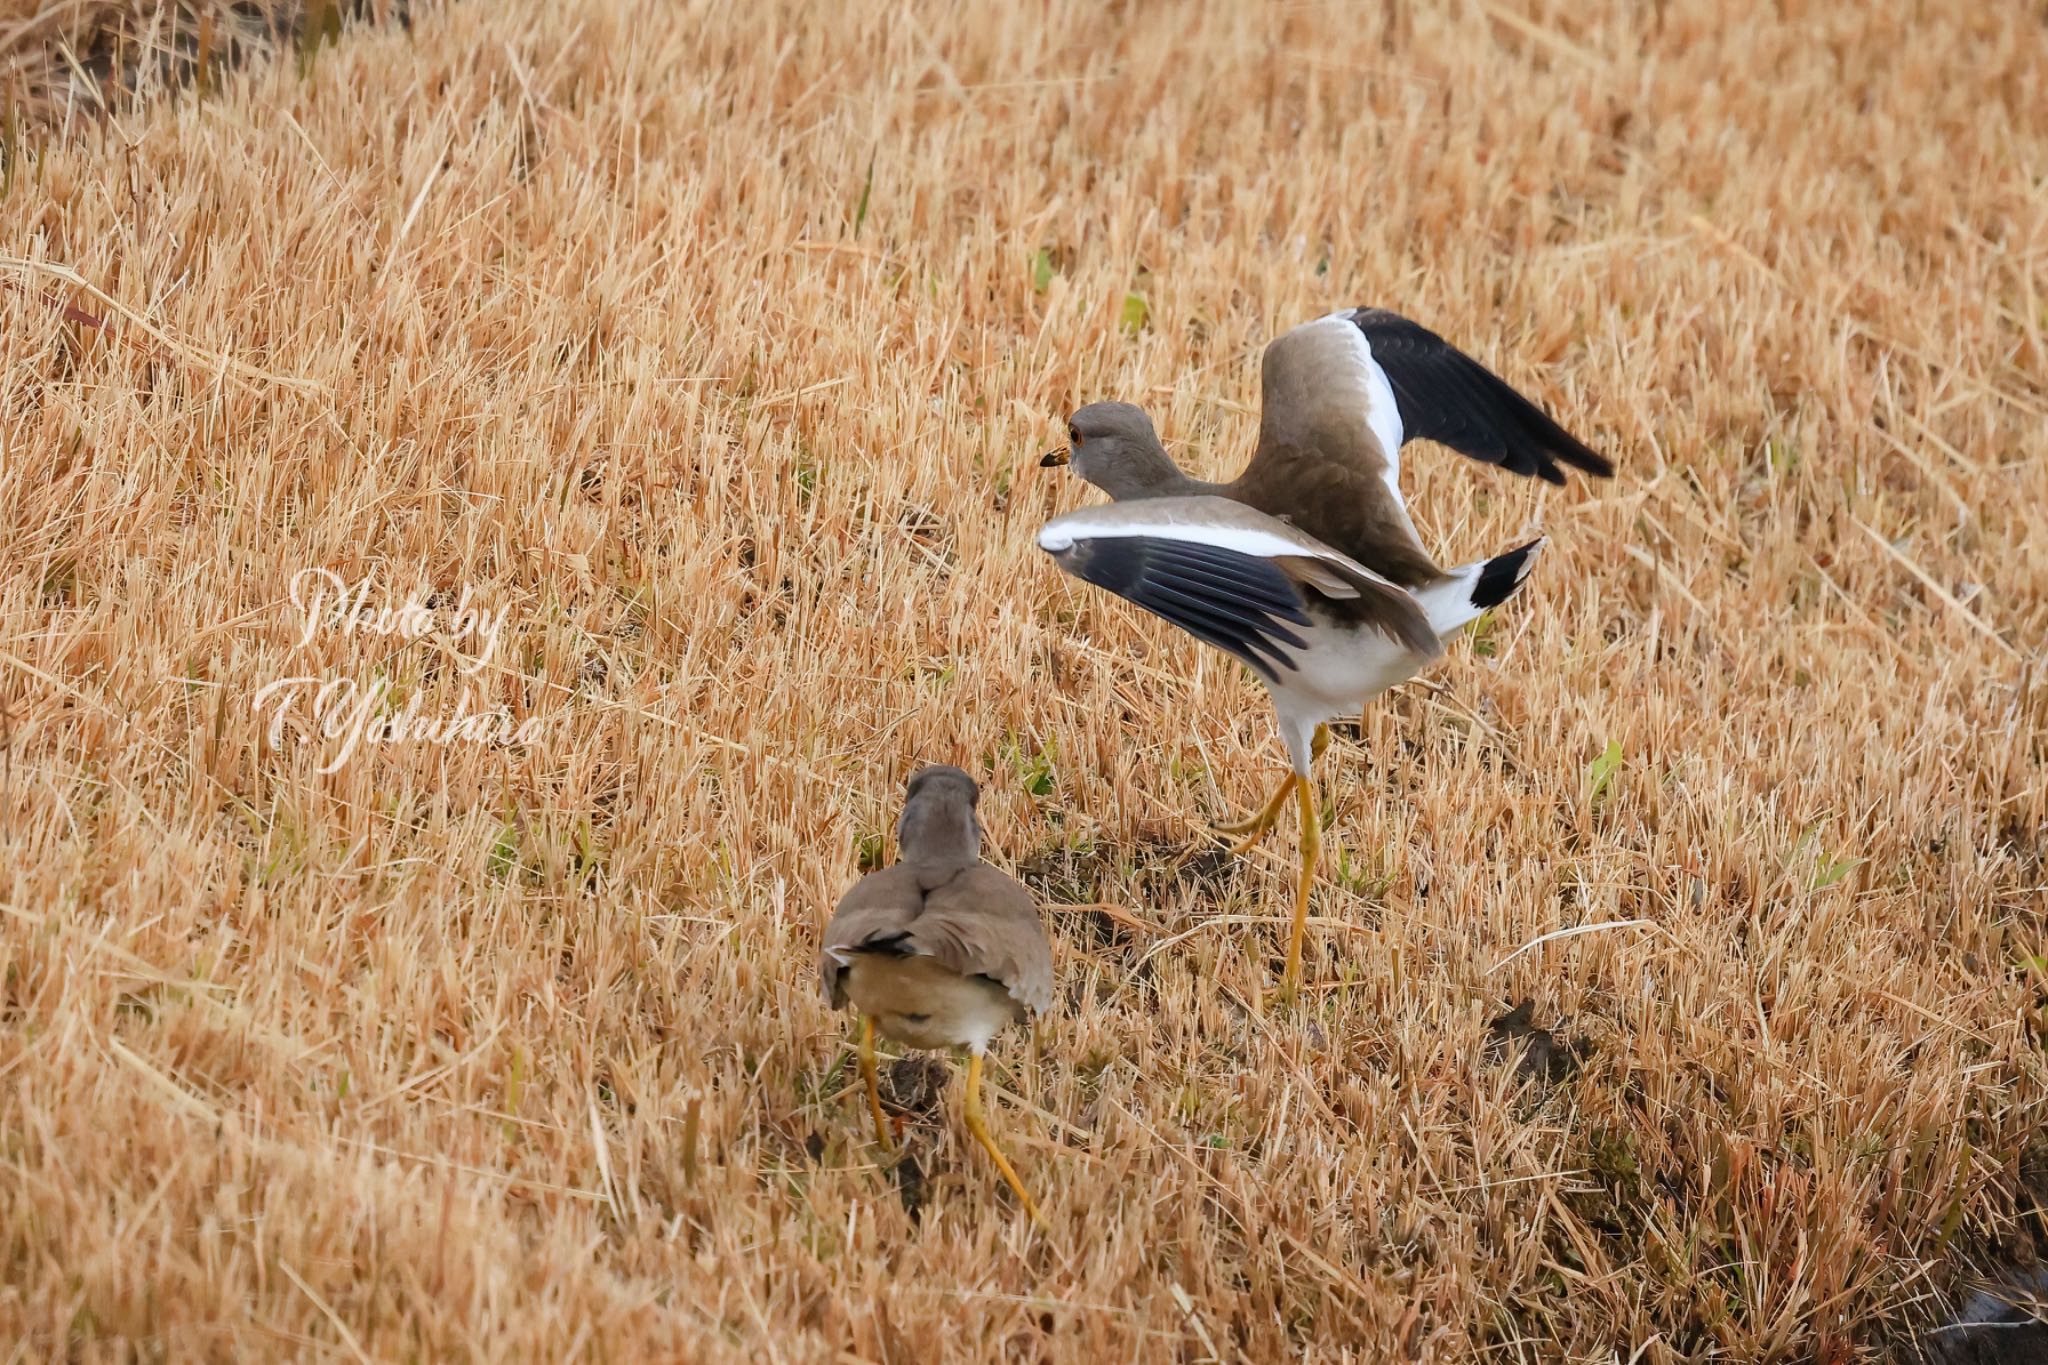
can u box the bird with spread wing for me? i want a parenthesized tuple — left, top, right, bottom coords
(1038, 309, 1612, 995)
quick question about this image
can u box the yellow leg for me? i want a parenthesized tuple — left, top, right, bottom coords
(962, 1051, 1045, 1227)
(1215, 727, 1328, 852)
(859, 1016, 893, 1153)
(1214, 773, 1295, 851)
(1282, 770, 1321, 999)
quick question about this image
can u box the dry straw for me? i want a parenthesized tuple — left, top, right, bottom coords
(1, 0, 2044, 1359)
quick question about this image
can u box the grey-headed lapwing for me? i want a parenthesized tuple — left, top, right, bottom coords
(1038, 309, 1611, 994)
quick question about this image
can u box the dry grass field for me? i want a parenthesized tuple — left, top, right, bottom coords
(3, 0, 2046, 1359)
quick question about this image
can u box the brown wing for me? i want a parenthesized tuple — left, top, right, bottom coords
(821, 863, 1054, 1016)
(819, 863, 926, 1008)
(912, 866, 1055, 1016)
(1252, 312, 1404, 472)
(1238, 313, 1440, 585)
(1239, 310, 1611, 587)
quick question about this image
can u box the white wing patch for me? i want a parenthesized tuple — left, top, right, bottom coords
(1359, 339, 1407, 507)
(1035, 523, 1078, 554)
(1037, 516, 1314, 561)
(1321, 310, 1407, 510)
(1036, 499, 1410, 594)
(826, 941, 933, 965)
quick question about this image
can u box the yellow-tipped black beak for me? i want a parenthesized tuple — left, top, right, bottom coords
(1040, 448, 1070, 468)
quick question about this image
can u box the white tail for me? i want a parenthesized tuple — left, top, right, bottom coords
(1412, 537, 1546, 637)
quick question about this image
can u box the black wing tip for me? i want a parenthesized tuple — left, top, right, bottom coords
(1539, 425, 1615, 481)
(1470, 538, 1545, 610)
(1562, 444, 1616, 479)
(1348, 308, 1616, 482)
(1473, 362, 1614, 485)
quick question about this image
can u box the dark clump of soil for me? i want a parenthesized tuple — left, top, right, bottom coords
(1923, 1142, 2048, 1363)
(1485, 1000, 1586, 1084)
(891, 1146, 930, 1222)
(1014, 844, 1100, 907)
(882, 1056, 950, 1119)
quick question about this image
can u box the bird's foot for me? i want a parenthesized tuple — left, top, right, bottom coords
(1210, 774, 1297, 851)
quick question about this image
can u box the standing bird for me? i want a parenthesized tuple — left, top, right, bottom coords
(1038, 308, 1612, 994)
(819, 765, 1054, 1223)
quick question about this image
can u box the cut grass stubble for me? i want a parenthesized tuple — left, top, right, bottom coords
(0, 0, 2045, 1360)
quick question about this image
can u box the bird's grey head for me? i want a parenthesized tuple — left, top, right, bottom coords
(1040, 401, 1188, 501)
(896, 764, 982, 869)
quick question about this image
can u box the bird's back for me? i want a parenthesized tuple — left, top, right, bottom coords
(820, 861, 1052, 1018)
(1228, 444, 1441, 589)
(920, 865, 1054, 1016)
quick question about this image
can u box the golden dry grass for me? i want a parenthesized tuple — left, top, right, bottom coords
(0, 2, 399, 132)
(2, 1, 2045, 1359)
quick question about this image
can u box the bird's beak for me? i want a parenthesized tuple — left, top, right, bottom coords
(1040, 447, 1070, 468)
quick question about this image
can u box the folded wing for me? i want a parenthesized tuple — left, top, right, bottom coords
(819, 864, 925, 1007)
(821, 864, 1052, 1016)
(917, 867, 1055, 1016)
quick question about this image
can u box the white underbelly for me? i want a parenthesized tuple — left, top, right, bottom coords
(841, 953, 1022, 1053)
(1268, 623, 1433, 725)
